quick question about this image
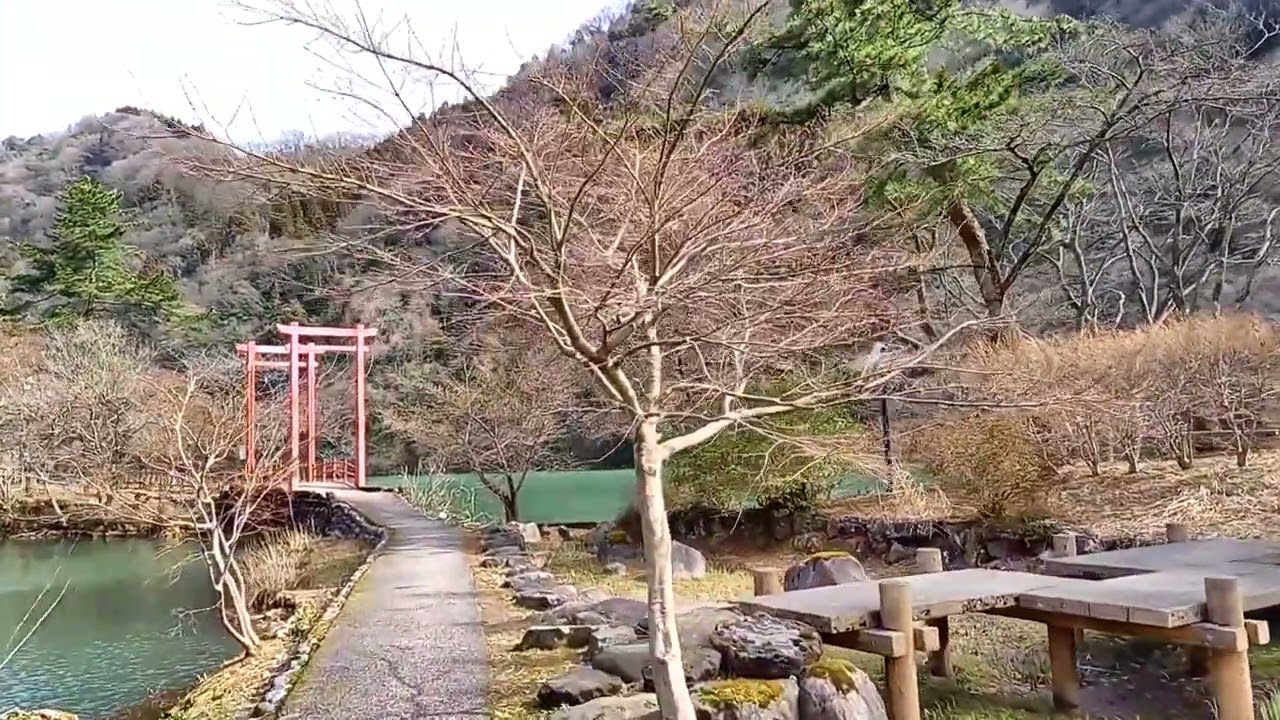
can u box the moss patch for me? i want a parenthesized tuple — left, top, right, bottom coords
(805, 550, 853, 562)
(697, 679, 784, 709)
(606, 529, 630, 544)
(806, 656, 860, 693)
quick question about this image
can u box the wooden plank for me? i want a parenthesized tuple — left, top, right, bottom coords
(735, 569, 1062, 633)
(827, 624, 941, 657)
(1043, 539, 1280, 580)
(1017, 567, 1280, 627)
(992, 607, 1251, 650)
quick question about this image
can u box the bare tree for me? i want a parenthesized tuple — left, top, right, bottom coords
(383, 333, 588, 521)
(135, 357, 291, 656)
(207, 2, 982, 714)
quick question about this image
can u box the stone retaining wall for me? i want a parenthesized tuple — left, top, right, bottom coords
(637, 505, 1158, 568)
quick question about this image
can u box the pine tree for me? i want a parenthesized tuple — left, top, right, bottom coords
(6, 176, 185, 325)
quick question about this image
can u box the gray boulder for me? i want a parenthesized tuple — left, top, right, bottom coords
(516, 625, 597, 651)
(692, 678, 799, 720)
(515, 585, 579, 610)
(480, 550, 530, 569)
(783, 554, 869, 591)
(637, 606, 742, 649)
(589, 598, 652, 628)
(505, 570, 556, 592)
(710, 614, 823, 679)
(550, 693, 660, 720)
(586, 625, 639, 658)
(535, 597, 650, 628)
(590, 643, 649, 683)
(799, 659, 888, 720)
(509, 521, 542, 545)
(537, 666, 626, 708)
(594, 540, 707, 580)
(643, 645, 723, 688)
(482, 527, 526, 552)
(671, 541, 709, 580)
(592, 642, 723, 688)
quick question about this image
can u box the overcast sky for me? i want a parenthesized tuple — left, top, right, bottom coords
(0, 0, 614, 142)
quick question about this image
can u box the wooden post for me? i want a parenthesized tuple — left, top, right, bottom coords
(915, 548, 952, 679)
(1051, 533, 1084, 647)
(1205, 576, 1254, 720)
(1047, 624, 1081, 712)
(880, 580, 922, 720)
(752, 567, 784, 596)
(1051, 533, 1077, 558)
(1166, 523, 1209, 677)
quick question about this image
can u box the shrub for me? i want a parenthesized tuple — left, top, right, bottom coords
(937, 314, 1280, 478)
(664, 406, 875, 512)
(238, 529, 319, 611)
(907, 411, 1063, 519)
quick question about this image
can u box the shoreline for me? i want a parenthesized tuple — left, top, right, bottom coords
(3, 491, 385, 720)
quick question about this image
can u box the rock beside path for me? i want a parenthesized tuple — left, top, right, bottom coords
(710, 614, 823, 679)
(799, 659, 888, 720)
(783, 554, 869, 591)
(537, 666, 627, 708)
(693, 678, 800, 720)
(517, 624, 597, 651)
(550, 693, 661, 720)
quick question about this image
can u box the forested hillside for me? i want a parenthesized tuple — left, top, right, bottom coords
(4, 0, 1280, 471)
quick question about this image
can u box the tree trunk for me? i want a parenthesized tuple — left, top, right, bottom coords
(634, 419, 695, 720)
(945, 199, 1008, 329)
(500, 493, 520, 522)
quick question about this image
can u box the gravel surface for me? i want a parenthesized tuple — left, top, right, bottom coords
(278, 490, 489, 720)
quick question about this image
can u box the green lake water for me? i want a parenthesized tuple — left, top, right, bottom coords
(0, 538, 240, 718)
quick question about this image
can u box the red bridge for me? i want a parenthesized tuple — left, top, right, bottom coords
(236, 323, 378, 491)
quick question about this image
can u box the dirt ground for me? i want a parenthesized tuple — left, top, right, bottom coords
(475, 449, 1280, 720)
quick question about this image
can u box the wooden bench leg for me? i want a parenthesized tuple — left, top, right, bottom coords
(915, 548, 953, 679)
(1206, 577, 1254, 720)
(1047, 625, 1080, 713)
(881, 580, 922, 720)
(926, 618, 953, 678)
(1188, 645, 1211, 678)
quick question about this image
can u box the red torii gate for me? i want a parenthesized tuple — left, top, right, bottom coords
(236, 323, 378, 490)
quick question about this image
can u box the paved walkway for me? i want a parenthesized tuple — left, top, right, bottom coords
(279, 490, 488, 720)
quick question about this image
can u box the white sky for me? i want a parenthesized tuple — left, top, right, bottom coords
(0, 0, 615, 142)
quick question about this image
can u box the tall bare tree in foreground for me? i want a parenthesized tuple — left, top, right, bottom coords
(214, 2, 980, 713)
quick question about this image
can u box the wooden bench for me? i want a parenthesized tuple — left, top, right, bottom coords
(739, 545, 1275, 720)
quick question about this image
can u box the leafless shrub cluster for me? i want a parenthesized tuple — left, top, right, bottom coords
(913, 315, 1280, 517)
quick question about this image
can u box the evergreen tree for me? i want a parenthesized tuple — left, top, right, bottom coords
(6, 175, 185, 325)
(749, 0, 1084, 326)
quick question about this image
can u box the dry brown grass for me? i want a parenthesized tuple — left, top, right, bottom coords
(1053, 451, 1280, 541)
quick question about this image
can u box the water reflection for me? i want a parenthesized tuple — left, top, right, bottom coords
(0, 538, 239, 718)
